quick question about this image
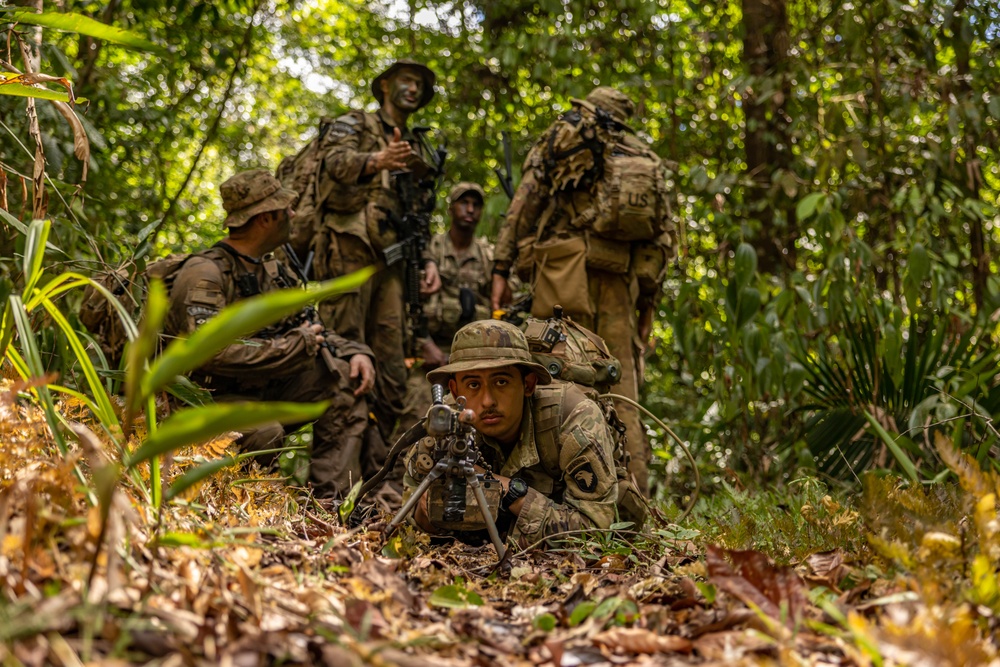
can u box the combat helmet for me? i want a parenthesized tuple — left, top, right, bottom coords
(371, 59, 436, 109)
(426, 320, 553, 386)
(572, 86, 636, 132)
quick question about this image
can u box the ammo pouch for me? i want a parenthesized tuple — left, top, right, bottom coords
(631, 242, 669, 294)
(585, 234, 631, 275)
(531, 235, 592, 320)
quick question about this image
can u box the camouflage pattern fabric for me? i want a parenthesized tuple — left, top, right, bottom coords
(312, 107, 436, 438)
(164, 247, 379, 498)
(403, 381, 619, 550)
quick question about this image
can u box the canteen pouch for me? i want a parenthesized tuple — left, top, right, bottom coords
(531, 235, 592, 319)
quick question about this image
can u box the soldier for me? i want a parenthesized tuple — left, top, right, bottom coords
(309, 59, 443, 441)
(490, 86, 676, 494)
(403, 320, 619, 550)
(395, 181, 494, 438)
(164, 169, 379, 498)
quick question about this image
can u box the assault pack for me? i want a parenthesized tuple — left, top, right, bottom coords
(79, 256, 191, 367)
(518, 309, 647, 527)
(541, 99, 671, 243)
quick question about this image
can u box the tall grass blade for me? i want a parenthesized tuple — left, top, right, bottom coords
(22, 219, 50, 297)
(124, 280, 168, 431)
(9, 295, 66, 452)
(863, 410, 919, 484)
(124, 400, 330, 468)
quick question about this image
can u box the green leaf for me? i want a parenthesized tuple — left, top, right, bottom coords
(734, 242, 757, 287)
(125, 279, 168, 420)
(164, 455, 239, 501)
(155, 531, 214, 548)
(568, 601, 596, 627)
(908, 243, 930, 285)
(796, 192, 825, 222)
(427, 584, 484, 609)
(0, 80, 77, 103)
(737, 287, 761, 328)
(139, 267, 374, 406)
(609, 521, 635, 531)
(338, 479, 362, 524)
(125, 401, 329, 468)
(8, 11, 167, 56)
(22, 219, 50, 297)
(532, 613, 557, 631)
(863, 411, 919, 484)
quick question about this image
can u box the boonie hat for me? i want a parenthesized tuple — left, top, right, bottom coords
(427, 320, 553, 386)
(572, 86, 636, 132)
(372, 59, 436, 110)
(448, 181, 485, 204)
(220, 170, 298, 229)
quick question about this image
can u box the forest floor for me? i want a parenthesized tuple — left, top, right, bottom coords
(2, 381, 999, 667)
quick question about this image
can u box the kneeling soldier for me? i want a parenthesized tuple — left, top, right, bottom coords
(164, 169, 381, 498)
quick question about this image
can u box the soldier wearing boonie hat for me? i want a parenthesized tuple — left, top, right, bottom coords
(392, 180, 494, 443)
(164, 169, 383, 500)
(403, 319, 620, 550)
(308, 58, 445, 456)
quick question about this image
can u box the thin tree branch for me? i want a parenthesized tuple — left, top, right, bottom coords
(151, 3, 262, 243)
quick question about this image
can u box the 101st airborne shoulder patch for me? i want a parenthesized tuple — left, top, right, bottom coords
(567, 459, 598, 494)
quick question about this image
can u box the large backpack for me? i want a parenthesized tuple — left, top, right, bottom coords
(275, 118, 336, 259)
(79, 255, 192, 367)
(518, 312, 647, 528)
(541, 101, 670, 243)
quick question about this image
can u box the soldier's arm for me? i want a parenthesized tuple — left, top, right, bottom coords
(508, 401, 619, 550)
(492, 158, 549, 275)
(169, 258, 320, 378)
(322, 113, 379, 185)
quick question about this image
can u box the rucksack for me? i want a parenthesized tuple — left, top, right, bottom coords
(276, 118, 335, 259)
(79, 255, 192, 367)
(518, 311, 647, 528)
(541, 102, 670, 243)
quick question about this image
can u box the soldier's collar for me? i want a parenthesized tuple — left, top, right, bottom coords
(498, 399, 540, 477)
(377, 107, 407, 131)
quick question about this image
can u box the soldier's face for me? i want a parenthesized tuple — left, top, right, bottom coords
(450, 194, 483, 232)
(450, 367, 537, 446)
(384, 68, 424, 112)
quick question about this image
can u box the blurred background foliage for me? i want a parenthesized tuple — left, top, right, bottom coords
(2, 0, 999, 504)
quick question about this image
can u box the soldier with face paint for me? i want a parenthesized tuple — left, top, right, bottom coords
(402, 320, 620, 550)
(309, 59, 444, 445)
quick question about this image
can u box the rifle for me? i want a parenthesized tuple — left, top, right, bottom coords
(494, 130, 515, 201)
(382, 128, 448, 355)
(281, 242, 339, 373)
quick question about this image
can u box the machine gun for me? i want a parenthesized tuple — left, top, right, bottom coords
(382, 128, 448, 355)
(380, 384, 507, 560)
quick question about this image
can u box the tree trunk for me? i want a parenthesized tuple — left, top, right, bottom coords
(741, 0, 795, 274)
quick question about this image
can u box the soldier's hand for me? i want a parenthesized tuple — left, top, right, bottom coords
(349, 354, 376, 396)
(372, 127, 412, 172)
(421, 261, 441, 295)
(304, 322, 325, 344)
(420, 338, 448, 369)
(491, 274, 512, 311)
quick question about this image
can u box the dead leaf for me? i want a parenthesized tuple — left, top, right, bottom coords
(706, 545, 807, 630)
(591, 627, 693, 654)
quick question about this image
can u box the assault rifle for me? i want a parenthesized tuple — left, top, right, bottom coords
(280, 242, 338, 373)
(494, 130, 515, 201)
(382, 128, 447, 355)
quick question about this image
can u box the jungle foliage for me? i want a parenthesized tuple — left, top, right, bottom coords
(2, 0, 999, 501)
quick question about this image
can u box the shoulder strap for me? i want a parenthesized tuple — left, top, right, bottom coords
(532, 382, 591, 475)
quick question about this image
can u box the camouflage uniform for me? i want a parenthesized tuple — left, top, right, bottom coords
(397, 182, 494, 437)
(403, 320, 619, 550)
(164, 170, 379, 498)
(493, 87, 676, 493)
(310, 60, 438, 438)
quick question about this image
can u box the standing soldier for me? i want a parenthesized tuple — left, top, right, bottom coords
(164, 170, 378, 498)
(308, 59, 443, 440)
(490, 87, 676, 494)
(395, 181, 494, 438)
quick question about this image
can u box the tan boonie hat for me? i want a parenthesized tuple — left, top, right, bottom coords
(427, 320, 553, 386)
(448, 181, 485, 204)
(221, 169, 298, 229)
(572, 86, 636, 132)
(372, 59, 436, 109)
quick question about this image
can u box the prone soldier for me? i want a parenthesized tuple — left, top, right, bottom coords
(403, 320, 620, 550)
(490, 86, 677, 494)
(164, 169, 380, 498)
(307, 59, 443, 441)
(395, 181, 494, 439)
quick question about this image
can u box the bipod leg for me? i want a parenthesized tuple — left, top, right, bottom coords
(385, 459, 447, 537)
(464, 464, 506, 561)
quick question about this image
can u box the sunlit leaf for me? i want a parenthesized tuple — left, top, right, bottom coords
(8, 11, 167, 56)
